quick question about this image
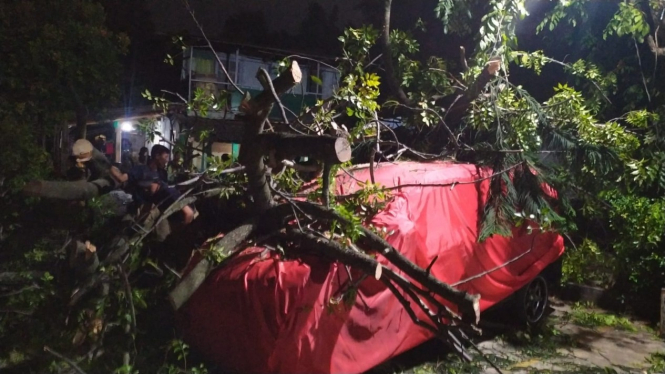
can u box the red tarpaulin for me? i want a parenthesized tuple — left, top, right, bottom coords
(176, 162, 564, 373)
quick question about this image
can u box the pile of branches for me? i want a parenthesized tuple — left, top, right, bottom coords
(166, 61, 487, 361)
(8, 3, 515, 371)
(11, 57, 497, 373)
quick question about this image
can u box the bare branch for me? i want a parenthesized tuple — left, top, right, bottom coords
(336, 163, 522, 199)
(257, 68, 290, 125)
(322, 163, 332, 207)
(452, 234, 539, 287)
(181, 0, 244, 95)
(118, 265, 137, 333)
(44, 346, 87, 374)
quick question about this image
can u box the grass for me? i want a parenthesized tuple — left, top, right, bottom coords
(645, 352, 665, 374)
(564, 302, 637, 332)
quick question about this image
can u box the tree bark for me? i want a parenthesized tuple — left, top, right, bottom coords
(434, 58, 500, 127)
(256, 133, 352, 165)
(169, 219, 259, 310)
(381, 0, 411, 105)
(76, 109, 87, 140)
(22, 179, 115, 200)
(239, 62, 302, 213)
(172, 116, 293, 144)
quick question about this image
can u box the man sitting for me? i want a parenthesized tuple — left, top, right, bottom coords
(112, 148, 194, 229)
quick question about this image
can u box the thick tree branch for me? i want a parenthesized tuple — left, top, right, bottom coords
(169, 219, 259, 310)
(239, 61, 302, 213)
(289, 228, 479, 362)
(69, 188, 222, 306)
(322, 163, 332, 207)
(22, 178, 115, 200)
(287, 201, 481, 323)
(647, 34, 665, 56)
(44, 346, 87, 374)
(255, 133, 351, 165)
(434, 58, 501, 127)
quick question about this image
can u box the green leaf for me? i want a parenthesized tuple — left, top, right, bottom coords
(310, 75, 323, 86)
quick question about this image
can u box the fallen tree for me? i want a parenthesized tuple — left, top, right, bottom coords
(5, 1, 651, 373)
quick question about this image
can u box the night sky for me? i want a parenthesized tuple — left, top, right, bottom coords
(148, 0, 363, 36)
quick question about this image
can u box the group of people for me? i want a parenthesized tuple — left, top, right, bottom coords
(71, 139, 195, 229)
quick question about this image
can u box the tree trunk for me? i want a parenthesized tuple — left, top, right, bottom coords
(22, 179, 114, 200)
(380, 0, 411, 105)
(239, 62, 302, 213)
(255, 133, 352, 165)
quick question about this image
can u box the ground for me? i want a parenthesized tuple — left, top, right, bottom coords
(370, 299, 665, 374)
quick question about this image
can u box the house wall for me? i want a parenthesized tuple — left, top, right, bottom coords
(184, 47, 339, 118)
(112, 116, 178, 164)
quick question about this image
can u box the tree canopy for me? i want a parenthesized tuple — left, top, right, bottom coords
(0, 0, 127, 139)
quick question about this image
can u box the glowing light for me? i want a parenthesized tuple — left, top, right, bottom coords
(121, 121, 134, 132)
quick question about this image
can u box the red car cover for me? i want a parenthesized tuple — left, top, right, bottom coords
(176, 162, 564, 373)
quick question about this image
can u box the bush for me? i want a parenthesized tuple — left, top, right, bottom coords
(562, 239, 616, 288)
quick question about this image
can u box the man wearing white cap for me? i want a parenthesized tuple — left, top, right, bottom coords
(71, 139, 126, 186)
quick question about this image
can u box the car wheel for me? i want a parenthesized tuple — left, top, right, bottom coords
(515, 275, 549, 326)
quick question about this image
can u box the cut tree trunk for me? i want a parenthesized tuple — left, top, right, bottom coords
(255, 133, 352, 165)
(69, 240, 99, 279)
(169, 219, 259, 310)
(22, 178, 115, 200)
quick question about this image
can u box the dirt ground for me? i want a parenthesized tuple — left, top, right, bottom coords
(370, 299, 665, 374)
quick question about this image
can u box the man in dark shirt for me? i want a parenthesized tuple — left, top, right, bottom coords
(149, 144, 170, 183)
(126, 165, 194, 225)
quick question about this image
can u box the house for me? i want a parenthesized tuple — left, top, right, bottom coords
(182, 43, 340, 113)
(66, 106, 178, 170)
(180, 43, 340, 169)
(64, 42, 340, 173)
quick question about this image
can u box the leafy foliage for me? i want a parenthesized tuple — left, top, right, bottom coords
(0, 0, 127, 136)
(565, 302, 637, 331)
(603, 2, 650, 40)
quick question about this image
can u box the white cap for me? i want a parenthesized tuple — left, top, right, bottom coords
(72, 139, 93, 162)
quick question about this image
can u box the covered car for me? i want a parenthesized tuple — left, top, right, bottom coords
(175, 161, 564, 373)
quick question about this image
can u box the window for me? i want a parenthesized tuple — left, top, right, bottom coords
(305, 62, 322, 96)
(215, 52, 237, 85)
(193, 57, 215, 78)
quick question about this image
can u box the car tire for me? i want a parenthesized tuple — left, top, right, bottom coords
(514, 275, 549, 326)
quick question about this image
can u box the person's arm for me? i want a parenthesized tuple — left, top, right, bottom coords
(181, 205, 195, 225)
(110, 166, 128, 183)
